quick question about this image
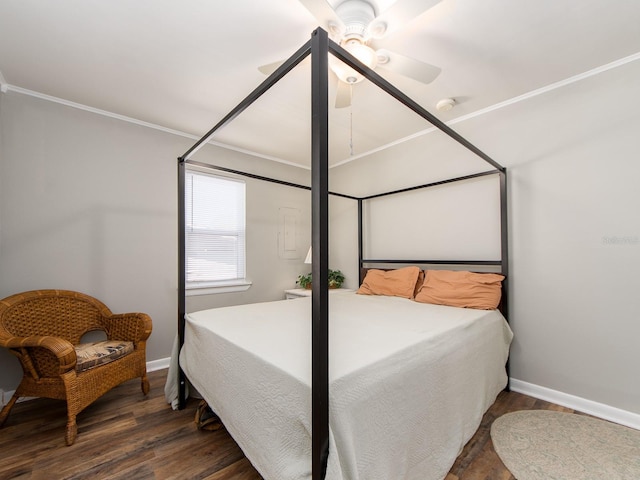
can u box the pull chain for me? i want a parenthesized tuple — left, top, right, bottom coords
(349, 84, 354, 156)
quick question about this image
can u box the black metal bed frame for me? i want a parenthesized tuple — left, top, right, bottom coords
(177, 28, 507, 480)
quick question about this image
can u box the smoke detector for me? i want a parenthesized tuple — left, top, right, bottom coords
(436, 98, 456, 112)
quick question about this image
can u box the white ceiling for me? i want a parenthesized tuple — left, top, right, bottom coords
(1, 0, 639, 169)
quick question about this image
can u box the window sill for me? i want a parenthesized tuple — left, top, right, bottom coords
(186, 280, 252, 296)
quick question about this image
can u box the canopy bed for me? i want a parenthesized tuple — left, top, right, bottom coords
(174, 28, 510, 480)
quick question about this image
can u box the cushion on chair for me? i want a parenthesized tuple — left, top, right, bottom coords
(74, 341, 134, 372)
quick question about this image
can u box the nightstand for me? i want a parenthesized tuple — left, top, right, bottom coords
(284, 288, 312, 299)
(284, 288, 353, 299)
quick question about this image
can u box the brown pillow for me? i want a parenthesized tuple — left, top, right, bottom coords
(357, 266, 421, 299)
(414, 270, 504, 310)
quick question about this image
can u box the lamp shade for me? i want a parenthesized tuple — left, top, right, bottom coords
(304, 247, 312, 264)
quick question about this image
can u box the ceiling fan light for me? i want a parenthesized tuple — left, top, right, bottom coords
(330, 60, 363, 84)
(376, 49, 390, 65)
(330, 41, 378, 85)
(347, 42, 378, 70)
(328, 21, 345, 37)
(367, 20, 387, 39)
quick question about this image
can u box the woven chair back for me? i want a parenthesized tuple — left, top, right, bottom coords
(0, 290, 112, 345)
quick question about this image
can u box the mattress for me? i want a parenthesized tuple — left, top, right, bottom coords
(176, 291, 513, 480)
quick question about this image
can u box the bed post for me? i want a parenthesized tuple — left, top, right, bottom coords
(499, 170, 509, 316)
(499, 169, 510, 388)
(358, 199, 363, 284)
(310, 27, 330, 480)
(177, 157, 187, 409)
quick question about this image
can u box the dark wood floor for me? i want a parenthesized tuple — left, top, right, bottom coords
(0, 369, 574, 480)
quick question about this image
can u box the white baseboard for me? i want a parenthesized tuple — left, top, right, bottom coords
(147, 357, 170, 372)
(0, 357, 171, 407)
(510, 378, 640, 430)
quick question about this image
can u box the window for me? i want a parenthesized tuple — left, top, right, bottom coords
(185, 168, 249, 294)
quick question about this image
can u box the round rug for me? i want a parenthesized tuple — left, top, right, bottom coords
(490, 410, 640, 480)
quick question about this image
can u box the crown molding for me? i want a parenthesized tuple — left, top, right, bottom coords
(7, 85, 198, 138)
(4, 85, 310, 171)
(331, 49, 640, 169)
(5, 49, 639, 171)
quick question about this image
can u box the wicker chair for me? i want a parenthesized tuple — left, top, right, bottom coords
(0, 289, 152, 445)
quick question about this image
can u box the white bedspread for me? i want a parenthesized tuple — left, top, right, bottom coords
(175, 292, 513, 480)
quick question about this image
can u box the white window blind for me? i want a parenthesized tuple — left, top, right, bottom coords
(185, 169, 246, 288)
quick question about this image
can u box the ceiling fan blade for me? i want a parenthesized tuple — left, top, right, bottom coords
(258, 60, 285, 75)
(335, 81, 352, 109)
(376, 49, 441, 84)
(298, 0, 345, 35)
(371, 0, 442, 37)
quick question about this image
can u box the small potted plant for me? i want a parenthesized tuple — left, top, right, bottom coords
(297, 272, 313, 289)
(328, 269, 345, 289)
(296, 270, 345, 289)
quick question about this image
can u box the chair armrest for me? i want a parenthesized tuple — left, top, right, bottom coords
(0, 335, 76, 374)
(102, 313, 152, 343)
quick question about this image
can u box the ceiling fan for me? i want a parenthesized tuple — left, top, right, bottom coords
(259, 0, 443, 108)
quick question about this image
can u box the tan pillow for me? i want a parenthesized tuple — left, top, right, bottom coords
(414, 270, 425, 298)
(414, 270, 504, 310)
(357, 266, 421, 299)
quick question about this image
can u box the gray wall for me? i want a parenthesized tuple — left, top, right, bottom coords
(491, 60, 640, 416)
(0, 91, 315, 394)
(331, 57, 640, 417)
